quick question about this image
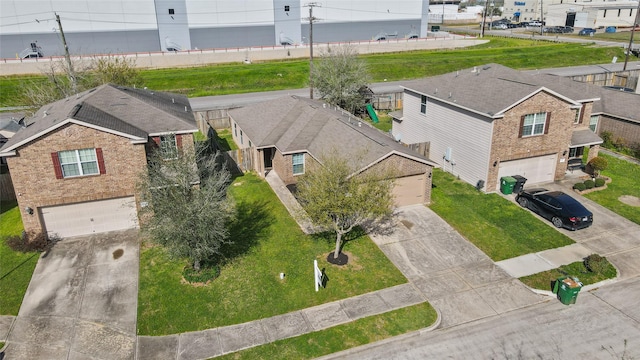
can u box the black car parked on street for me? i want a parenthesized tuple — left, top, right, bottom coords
(516, 189, 593, 230)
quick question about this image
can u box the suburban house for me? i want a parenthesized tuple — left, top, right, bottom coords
(591, 88, 640, 148)
(0, 84, 198, 238)
(227, 95, 438, 207)
(391, 63, 604, 193)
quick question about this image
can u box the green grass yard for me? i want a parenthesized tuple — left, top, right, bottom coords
(519, 259, 617, 291)
(137, 173, 407, 335)
(429, 170, 574, 261)
(0, 201, 39, 315)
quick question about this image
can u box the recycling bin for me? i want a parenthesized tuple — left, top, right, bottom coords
(512, 175, 527, 194)
(500, 176, 517, 195)
(552, 276, 583, 305)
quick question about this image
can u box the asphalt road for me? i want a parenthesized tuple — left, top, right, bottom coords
(321, 276, 640, 359)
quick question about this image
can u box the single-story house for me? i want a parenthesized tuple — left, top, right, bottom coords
(228, 95, 438, 207)
(391, 63, 604, 192)
(591, 88, 640, 147)
(0, 84, 198, 238)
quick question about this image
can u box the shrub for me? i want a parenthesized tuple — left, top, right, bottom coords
(573, 182, 586, 191)
(587, 156, 608, 177)
(594, 178, 606, 187)
(6, 231, 59, 253)
(182, 265, 220, 284)
(600, 131, 613, 148)
(584, 254, 609, 274)
(584, 179, 595, 189)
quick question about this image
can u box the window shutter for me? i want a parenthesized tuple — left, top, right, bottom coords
(96, 148, 106, 174)
(152, 137, 160, 146)
(544, 112, 551, 134)
(51, 152, 63, 179)
(176, 134, 183, 148)
(518, 116, 525, 138)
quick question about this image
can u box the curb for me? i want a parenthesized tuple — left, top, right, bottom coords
(526, 276, 621, 298)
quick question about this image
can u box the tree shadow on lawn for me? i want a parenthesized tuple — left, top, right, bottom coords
(215, 199, 274, 265)
(309, 226, 368, 254)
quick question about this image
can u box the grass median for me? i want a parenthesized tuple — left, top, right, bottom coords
(137, 173, 408, 335)
(429, 169, 574, 261)
(519, 258, 617, 291)
(0, 201, 39, 315)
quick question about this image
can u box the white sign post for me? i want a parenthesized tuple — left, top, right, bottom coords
(314, 260, 323, 292)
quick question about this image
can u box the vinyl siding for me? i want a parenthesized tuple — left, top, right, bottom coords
(393, 91, 492, 187)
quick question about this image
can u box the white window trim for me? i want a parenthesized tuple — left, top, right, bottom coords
(59, 148, 99, 178)
(292, 153, 305, 175)
(574, 108, 581, 124)
(522, 112, 546, 137)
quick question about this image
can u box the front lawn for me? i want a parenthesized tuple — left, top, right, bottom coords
(216, 302, 436, 360)
(519, 259, 617, 291)
(137, 173, 407, 335)
(583, 154, 640, 225)
(0, 201, 39, 315)
(429, 170, 574, 261)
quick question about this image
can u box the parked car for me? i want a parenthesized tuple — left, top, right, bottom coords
(516, 189, 593, 230)
(494, 23, 508, 30)
(579, 28, 596, 36)
(528, 20, 543, 27)
(561, 26, 574, 33)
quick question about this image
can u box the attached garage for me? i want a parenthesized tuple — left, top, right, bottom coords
(497, 154, 557, 188)
(40, 197, 138, 238)
(392, 174, 426, 207)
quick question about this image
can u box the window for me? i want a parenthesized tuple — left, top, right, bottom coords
(284, 5, 290, 11)
(420, 95, 427, 114)
(160, 134, 178, 159)
(56, 148, 102, 178)
(589, 115, 598, 132)
(520, 112, 548, 137)
(573, 109, 581, 124)
(292, 153, 304, 175)
(240, 130, 244, 145)
(168, 8, 175, 15)
(569, 146, 584, 158)
(234, 123, 237, 137)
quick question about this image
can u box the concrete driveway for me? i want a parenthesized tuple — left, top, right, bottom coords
(522, 180, 640, 279)
(3, 229, 139, 360)
(369, 205, 547, 328)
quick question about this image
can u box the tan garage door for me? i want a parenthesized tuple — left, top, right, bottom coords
(393, 174, 426, 207)
(498, 154, 557, 188)
(41, 197, 138, 238)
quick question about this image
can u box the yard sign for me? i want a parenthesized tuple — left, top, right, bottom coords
(314, 260, 323, 292)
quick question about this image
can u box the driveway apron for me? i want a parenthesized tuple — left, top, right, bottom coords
(3, 229, 139, 360)
(370, 206, 546, 328)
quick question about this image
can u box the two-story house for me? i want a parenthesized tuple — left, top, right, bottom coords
(0, 84, 198, 238)
(391, 64, 604, 192)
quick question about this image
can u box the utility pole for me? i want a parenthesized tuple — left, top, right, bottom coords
(305, 2, 320, 99)
(623, 0, 640, 71)
(540, 0, 544, 36)
(56, 13, 76, 93)
(481, 1, 487, 38)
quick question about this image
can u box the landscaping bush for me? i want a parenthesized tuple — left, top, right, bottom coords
(6, 231, 58, 253)
(584, 254, 609, 274)
(594, 178, 606, 187)
(587, 156, 608, 177)
(584, 179, 595, 189)
(573, 182, 586, 191)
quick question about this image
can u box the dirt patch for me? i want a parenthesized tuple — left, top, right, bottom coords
(619, 195, 640, 207)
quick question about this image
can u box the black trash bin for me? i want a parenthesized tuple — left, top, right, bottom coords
(512, 175, 527, 193)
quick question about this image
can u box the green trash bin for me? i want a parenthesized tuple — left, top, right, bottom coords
(552, 276, 583, 305)
(500, 176, 517, 195)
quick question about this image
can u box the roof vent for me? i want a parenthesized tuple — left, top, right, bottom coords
(434, 88, 438, 94)
(172, 98, 175, 103)
(472, 66, 477, 73)
(448, 92, 452, 98)
(43, 111, 48, 117)
(184, 106, 188, 112)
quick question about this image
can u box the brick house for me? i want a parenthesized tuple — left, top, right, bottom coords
(591, 88, 640, 149)
(228, 95, 438, 207)
(391, 64, 604, 193)
(0, 84, 198, 238)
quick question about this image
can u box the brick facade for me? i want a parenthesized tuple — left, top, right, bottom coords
(487, 92, 581, 191)
(598, 115, 640, 147)
(8, 123, 148, 235)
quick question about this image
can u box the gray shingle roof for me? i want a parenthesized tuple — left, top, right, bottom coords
(229, 96, 437, 170)
(593, 88, 640, 124)
(0, 84, 197, 154)
(402, 64, 602, 117)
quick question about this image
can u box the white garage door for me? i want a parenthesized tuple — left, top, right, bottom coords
(41, 197, 138, 238)
(393, 174, 426, 207)
(498, 154, 557, 188)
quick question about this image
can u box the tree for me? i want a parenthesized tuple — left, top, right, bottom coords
(311, 45, 371, 114)
(295, 151, 395, 263)
(587, 156, 608, 177)
(138, 140, 235, 271)
(21, 55, 142, 112)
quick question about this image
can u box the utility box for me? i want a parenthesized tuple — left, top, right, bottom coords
(553, 277, 583, 305)
(500, 176, 516, 195)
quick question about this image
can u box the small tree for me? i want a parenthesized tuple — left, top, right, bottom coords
(138, 141, 235, 271)
(296, 151, 395, 262)
(587, 156, 608, 177)
(311, 45, 371, 114)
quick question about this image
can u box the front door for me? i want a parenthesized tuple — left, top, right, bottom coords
(264, 147, 274, 169)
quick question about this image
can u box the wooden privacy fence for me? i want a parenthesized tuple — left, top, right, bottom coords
(0, 172, 16, 201)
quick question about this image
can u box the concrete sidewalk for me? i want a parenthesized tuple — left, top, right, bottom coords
(495, 243, 593, 278)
